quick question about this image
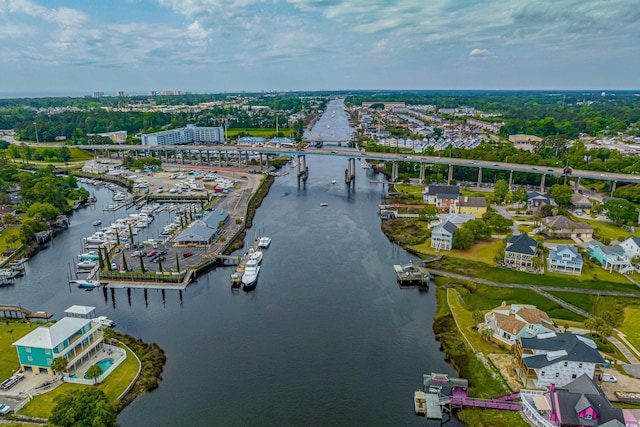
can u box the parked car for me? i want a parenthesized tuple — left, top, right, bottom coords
(183, 252, 193, 258)
(0, 404, 11, 416)
(147, 251, 158, 258)
(159, 250, 168, 256)
(111, 262, 117, 270)
(602, 375, 617, 383)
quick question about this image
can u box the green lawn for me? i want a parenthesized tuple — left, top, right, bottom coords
(0, 322, 38, 380)
(19, 343, 140, 417)
(572, 217, 639, 242)
(0, 225, 22, 253)
(447, 288, 507, 354)
(433, 256, 640, 293)
(393, 184, 424, 198)
(413, 239, 503, 264)
(226, 128, 294, 138)
(619, 305, 640, 356)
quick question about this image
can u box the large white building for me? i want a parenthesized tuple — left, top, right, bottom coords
(141, 124, 225, 146)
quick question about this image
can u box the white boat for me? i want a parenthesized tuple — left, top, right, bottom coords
(414, 391, 426, 415)
(84, 236, 106, 245)
(92, 219, 102, 226)
(76, 279, 101, 289)
(92, 316, 116, 328)
(241, 259, 260, 289)
(331, 179, 336, 184)
(257, 237, 272, 248)
(77, 260, 97, 270)
(247, 248, 263, 265)
(320, 203, 328, 207)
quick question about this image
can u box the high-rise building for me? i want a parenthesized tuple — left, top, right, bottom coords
(141, 125, 225, 146)
(92, 91, 104, 98)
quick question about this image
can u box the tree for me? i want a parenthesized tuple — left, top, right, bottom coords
(601, 198, 638, 225)
(547, 184, 573, 206)
(175, 253, 181, 272)
(5, 234, 19, 248)
(452, 228, 474, 250)
(49, 388, 116, 427)
(418, 205, 438, 222)
(462, 219, 492, 239)
(26, 202, 61, 221)
(58, 146, 71, 163)
(512, 187, 529, 206)
(584, 317, 598, 335)
(472, 310, 485, 326)
(50, 357, 68, 376)
(139, 254, 146, 273)
(121, 252, 128, 272)
(86, 364, 103, 384)
(493, 179, 509, 204)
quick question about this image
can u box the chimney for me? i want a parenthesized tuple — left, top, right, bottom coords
(465, 196, 469, 203)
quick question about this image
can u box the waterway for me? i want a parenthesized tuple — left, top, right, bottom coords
(5, 99, 461, 426)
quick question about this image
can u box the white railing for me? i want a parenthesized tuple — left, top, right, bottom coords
(64, 344, 126, 385)
(520, 391, 559, 427)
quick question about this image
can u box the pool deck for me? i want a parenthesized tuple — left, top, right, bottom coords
(69, 345, 124, 380)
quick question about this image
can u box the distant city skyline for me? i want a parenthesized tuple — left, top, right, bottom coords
(0, 0, 638, 96)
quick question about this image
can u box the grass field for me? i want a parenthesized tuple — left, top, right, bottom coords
(0, 322, 37, 380)
(0, 225, 22, 253)
(620, 306, 640, 359)
(447, 288, 507, 354)
(413, 239, 503, 264)
(572, 217, 638, 241)
(226, 128, 294, 138)
(18, 344, 140, 417)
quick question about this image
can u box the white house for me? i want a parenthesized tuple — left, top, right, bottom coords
(431, 221, 457, 251)
(620, 237, 640, 260)
(482, 303, 556, 348)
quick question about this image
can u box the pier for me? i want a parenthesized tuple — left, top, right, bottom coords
(0, 305, 54, 319)
(393, 262, 431, 286)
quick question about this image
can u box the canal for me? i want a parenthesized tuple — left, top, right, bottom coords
(6, 100, 461, 426)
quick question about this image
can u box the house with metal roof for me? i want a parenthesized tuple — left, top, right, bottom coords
(547, 245, 583, 275)
(586, 241, 632, 273)
(12, 316, 104, 375)
(431, 221, 457, 251)
(482, 303, 556, 349)
(515, 333, 605, 389)
(504, 233, 539, 269)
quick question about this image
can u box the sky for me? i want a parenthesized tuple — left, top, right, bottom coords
(0, 0, 639, 96)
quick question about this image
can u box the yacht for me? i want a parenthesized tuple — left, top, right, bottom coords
(257, 237, 272, 249)
(92, 316, 116, 328)
(241, 259, 260, 290)
(78, 251, 99, 260)
(247, 248, 263, 265)
(331, 179, 336, 184)
(92, 219, 102, 226)
(77, 260, 97, 270)
(76, 279, 101, 289)
(320, 203, 328, 207)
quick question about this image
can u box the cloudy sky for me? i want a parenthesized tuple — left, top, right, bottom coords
(0, 0, 638, 95)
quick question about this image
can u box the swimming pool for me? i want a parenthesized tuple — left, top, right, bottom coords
(84, 358, 114, 379)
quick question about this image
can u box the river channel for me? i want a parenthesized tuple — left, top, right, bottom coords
(5, 100, 461, 426)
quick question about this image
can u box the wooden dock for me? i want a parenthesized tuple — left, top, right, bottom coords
(0, 305, 53, 319)
(425, 393, 443, 419)
(394, 262, 431, 286)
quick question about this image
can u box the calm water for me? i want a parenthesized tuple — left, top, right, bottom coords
(5, 100, 461, 426)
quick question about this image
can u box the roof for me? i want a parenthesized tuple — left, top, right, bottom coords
(13, 317, 91, 350)
(590, 240, 625, 256)
(544, 215, 593, 231)
(489, 304, 555, 335)
(176, 223, 217, 242)
(520, 333, 604, 368)
(442, 221, 457, 234)
(549, 245, 583, 264)
(458, 196, 487, 208)
(506, 233, 538, 256)
(424, 185, 460, 197)
(437, 193, 459, 200)
(624, 237, 640, 248)
(64, 305, 96, 316)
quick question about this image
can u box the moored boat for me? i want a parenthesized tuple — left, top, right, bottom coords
(257, 237, 272, 249)
(241, 259, 260, 290)
(78, 251, 99, 260)
(414, 390, 426, 415)
(77, 260, 97, 270)
(92, 316, 116, 328)
(76, 279, 101, 289)
(320, 203, 328, 207)
(247, 248, 263, 265)
(92, 219, 102, 226)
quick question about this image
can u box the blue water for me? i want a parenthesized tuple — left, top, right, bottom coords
(84, 358, 114, 378)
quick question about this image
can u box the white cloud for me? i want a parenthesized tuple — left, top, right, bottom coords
(469, 48, 490, 58)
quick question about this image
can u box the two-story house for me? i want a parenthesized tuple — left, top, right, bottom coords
(422, 185, 460, 205)
(482, 303, 556, 348)
(543, 215, 593, 240)
(521, 375, 629, 427)
(587, 241, 633, 273)
(620, 237, 640, 260)
(504, 233, 539, 268)
(527, 191, 557, 215)
(12, 316, 104, 375)
(515, 333, 605, 390)
(570, 193, 593, 211)
(454, 196, 487, 218)
(547, 245, 584, 274)
(431, 221, 457, 251)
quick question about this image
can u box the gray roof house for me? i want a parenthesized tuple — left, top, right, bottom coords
(516, 333, 605, 389)
(547, 245, 583, 275)
(431, 221, 457, 251)
(544, 216, 593, 240)
(423, 185, 460, 204)
(527, 191, 557, 215)
(504, 233, 539, 269)
(620, 237, 640, 260)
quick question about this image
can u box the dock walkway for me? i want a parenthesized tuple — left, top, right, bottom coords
(0, 305, 53, 319)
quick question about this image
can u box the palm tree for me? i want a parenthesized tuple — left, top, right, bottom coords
(50, 357, 69, 377)
(175, 253, 180, 272)
(139, 254, 146, 273)
(86, 364, 103, 384)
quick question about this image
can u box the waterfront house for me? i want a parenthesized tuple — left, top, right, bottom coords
(435, 193, 459, 213)
(543, 215, 593, 240)
(504, 233, 539, 268)
(422, 185, 460, 205)
(454, 196, 487, 218)
(515, 332, 605, 389)
(547, 245, 583, 275)
(482, 303, 556, 348)
(620, 237, 640, 260)
(527, 191, 557, 215)
(12, 315, 104, 375)
(586, 241, 633, 273)
(521, 375, 631, 427)
(431, 221, 457, 251)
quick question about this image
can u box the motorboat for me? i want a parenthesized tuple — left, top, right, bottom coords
(92, 316, 116, 328)
(241, 259, 260, 289)
(414, 390, 426, 415)
(257, 237, 272, 249)
(247, 248, 263, 265)
(92, 219, 102, 226)
(77, 260, 97, 270)
(76, 279, 101, 289)
(78, 251, 99, 260)
(331, 179, 336, 184)
(320, 203, 328, 207)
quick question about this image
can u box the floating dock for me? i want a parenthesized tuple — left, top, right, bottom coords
(394, 262, 431, 286)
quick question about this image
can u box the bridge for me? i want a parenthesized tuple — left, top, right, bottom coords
(63, 142, 640, 192)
